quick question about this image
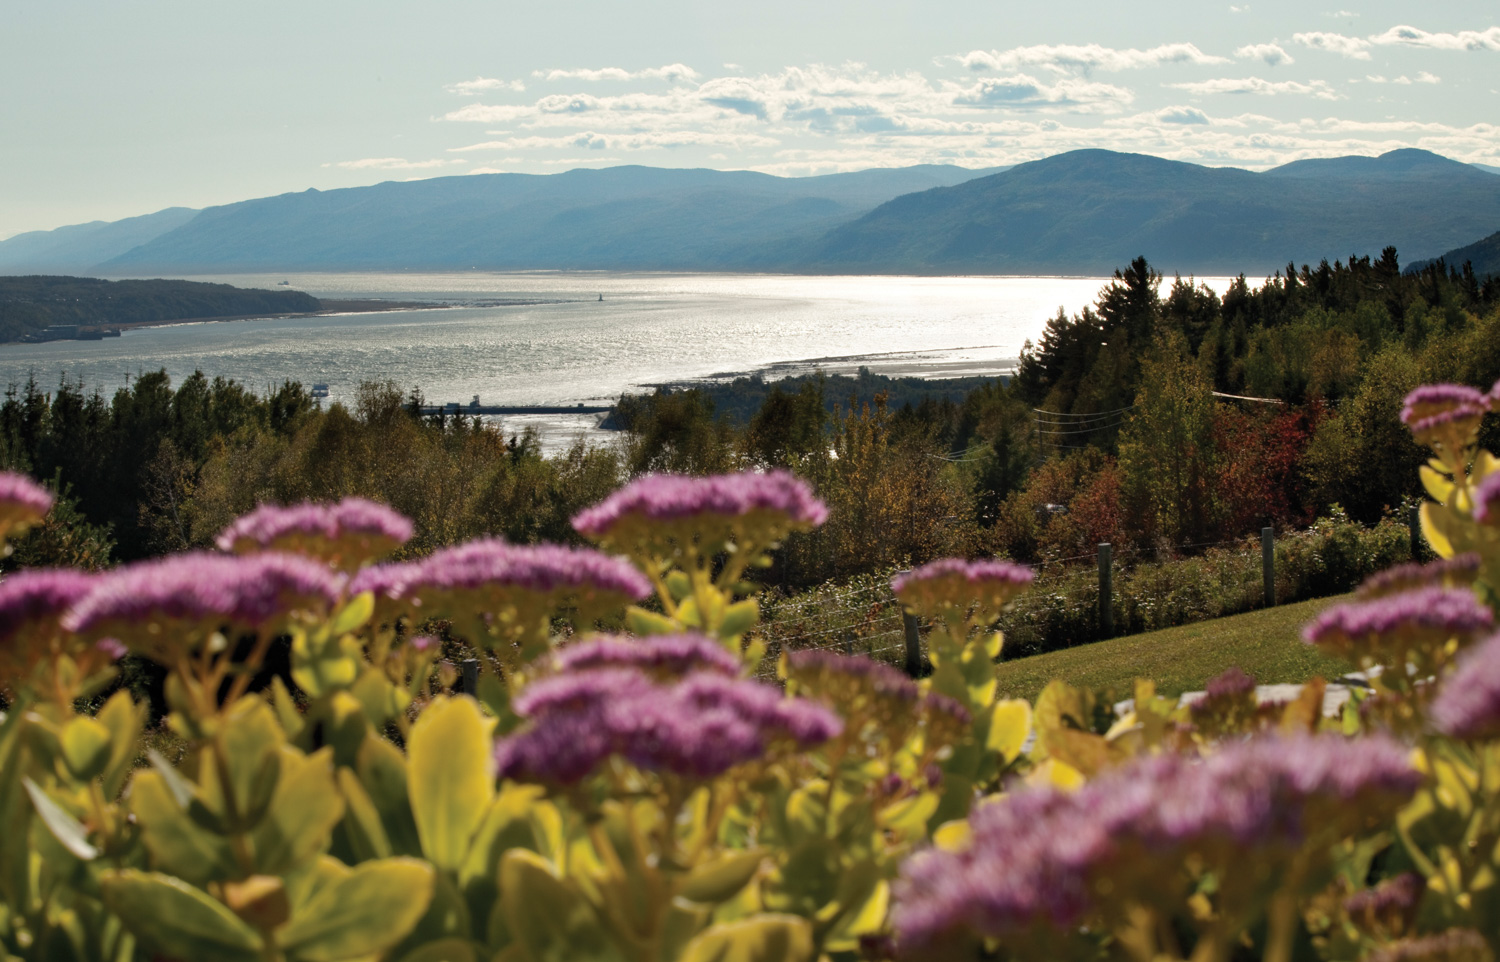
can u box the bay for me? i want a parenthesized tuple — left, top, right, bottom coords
(0, 271, 1240, 450)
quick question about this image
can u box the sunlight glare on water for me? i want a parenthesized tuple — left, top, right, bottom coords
(0, 271, 1245, 415)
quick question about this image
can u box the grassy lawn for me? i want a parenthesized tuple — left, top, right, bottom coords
(992, 593, 1355, 703)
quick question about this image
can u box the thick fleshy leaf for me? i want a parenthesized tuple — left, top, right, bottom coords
(358, 735, 424, 856)
(251, 747, 345, 875)
(985, 699, 1031, 764)
(407, 697, 496, 871)
(336, 768, 392, 861)
(678, 914, 814, 962)
(60, 715, 113, 782)
(22, 778, 97, 861)
(277, 857, 435, 962)
(97, 689, 148, 798)
(679, 850, 765, 904)
(130, 769, 240, 884)
(500, 849, 627, 962)
(100, 870, 264, 962)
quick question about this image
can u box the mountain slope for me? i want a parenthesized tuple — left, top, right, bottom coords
(0, 207, 197, 274)
(1408, 229, 1500, 279)
(791, 149, 1500, 274)
(92, 164, 1001, 273)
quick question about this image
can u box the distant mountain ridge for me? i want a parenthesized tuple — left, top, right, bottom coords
(1, 165, 1003, 276)
(1408, 229, 1500, 280)
(789, 148, 1500, 275)
(2, 150, 1497, 277)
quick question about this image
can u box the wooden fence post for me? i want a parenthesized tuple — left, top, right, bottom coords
(902, 611, 922, 677)
(1097, 543, 1113, 638)
(1262, 526, 1275, 607)
(460, 658, 480, 695)
(1409, 504, 1423, 562)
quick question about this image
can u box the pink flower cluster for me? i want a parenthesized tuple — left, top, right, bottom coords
(0, 471, 54, 519)
(495, 653, 842, 783)
(62, 551, 345, 645)
(893, 735, 1419, 957)
(551, 633, 740, 678)
(1432, 633, 1500, 740)
(1400, 383, 1490, 449)
(1356, 554, 1481, 599)
(1303, 588, 1493, 652)
(890, 558, 1035, 598)
(217, 497, 414, 569)
(571, 470, 828, 538)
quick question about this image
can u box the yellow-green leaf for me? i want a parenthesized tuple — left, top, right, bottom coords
(625, 606, 679, 636)
(130, 769, 240, 884)
(251, 747, 345, 875)
(718, 598, 759, 640)
(277, 857, 435, 962)
(407, 696, 496, 870)
(59, 715, 113, 781)
(679, 850, 765, 904)
(985, 699, 1031, 764)
(22, 778, 97, 861)
(678, 914, 814, 962)
(100, 869, 263, 962)
(500, 849, 627, 962)
(330, 591, 375, 636)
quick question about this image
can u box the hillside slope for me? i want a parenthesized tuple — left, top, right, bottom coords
(792, 148, 1500, 275)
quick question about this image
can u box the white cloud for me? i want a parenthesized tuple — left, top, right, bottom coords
(446, 77, 525, 95)
(1154, 105, 1212, 124)
(324, 157, 466, 170)
(1235, 43, 1294, 66)
(534, 64, 700, 83)
(954, 42, 1227, 74)
(1369, 25, 1500, 51)
(1168, 77, 1341, 99)
(951, 74, 1135, 112)
(451, 129, 778, 152)
(1293, 31, 1373, 59)
(1417, 71, 1442, 83)
(1230, 5, 1249, 11)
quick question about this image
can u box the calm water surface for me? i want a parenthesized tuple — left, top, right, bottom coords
(0, 271, 1239, 448)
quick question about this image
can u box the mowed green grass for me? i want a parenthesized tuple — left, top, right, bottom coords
(992, 594, 1355, 703)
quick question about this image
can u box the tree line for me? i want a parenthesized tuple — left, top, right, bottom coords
(2, 248, 1496, 585)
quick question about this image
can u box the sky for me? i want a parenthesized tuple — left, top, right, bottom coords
(3, 0, 1498, 238)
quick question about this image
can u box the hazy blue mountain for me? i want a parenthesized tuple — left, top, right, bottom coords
(89, 164, 1003, 273)
(0, 207, 197, 274)
(1407, 229, 1500, 279)
(789, 149, 1500, 275)
(1475, 163, 1500, 175)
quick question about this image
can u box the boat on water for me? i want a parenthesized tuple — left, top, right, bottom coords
(311, 383, 330, 399)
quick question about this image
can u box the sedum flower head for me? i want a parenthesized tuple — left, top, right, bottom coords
(1365, 930, 1493, 962)
(1303, 588, 1492, 667)
(1472, 472, 1500, 526)
(1358, 554, 1482, 599)
(217, 497, 414, 571)
(1431, 632, 1500, 740)
(1344, 873, 1423, 941)
(495, 666, 841, 784)
(551, 633, 742, 679)
(62, 552, 344, 661)
(571, 471, 827, 569)
(893, 734, 1419, 958)
(407, 540, 650, 658)
(0, 471, 53, 545)
(0, 569, 104, 688)
(1401, 383, 1487, 451)
(891, 558, 1034, 620)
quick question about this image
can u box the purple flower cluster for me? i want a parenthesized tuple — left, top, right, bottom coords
(1472, 471, 1500, 525)
(571, 470, 828, 539)
(62, 552, 345, 654)
(0, 569, 99, 679)
(1364, 929, 1490, 962)
(1303, 588, 1493, 658)
(216, 497, 414, 568)
(1343, 873, 1423, 935)
(891, 558, 1034, 619)
(1431, 633, 1500, 740)
(893, 735, 1419, 957)
(1357, 554, 1482, 599)
(1401, 384, 1488, 448)
(551, 634, 741, 678)
(0, 471, 53, 538)
(416, 539, 650, 599)
(495, 667, 841, 783)
(785, 649, 920, 703)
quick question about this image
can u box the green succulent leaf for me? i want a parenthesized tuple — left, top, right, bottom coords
(277, 857, 436, 962)
(130, 769, 241, 884)
(250, 747, 345, 875)
(500, 849, 627, 962)
(679, 849, 765, 904)
(99, 869, 264, 962)
(624, 606, 679, 637)
(407, 696, 496, 871)
(330, 590, 375, 636)
(22, 777, 98, 861)
(718, 599, 759, 640)
(677, 914, 814, 962)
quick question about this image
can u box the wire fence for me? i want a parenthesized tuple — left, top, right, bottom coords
(755, 514, 1417, 674)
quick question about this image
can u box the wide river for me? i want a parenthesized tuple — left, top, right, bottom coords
(0, 271, 1239, 449)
